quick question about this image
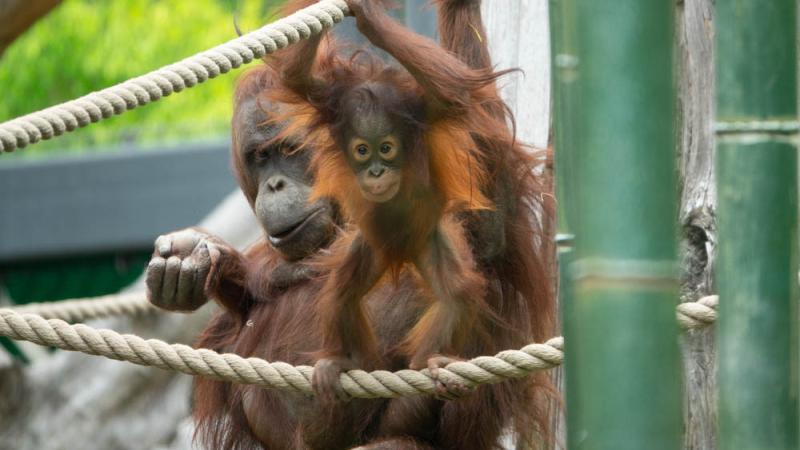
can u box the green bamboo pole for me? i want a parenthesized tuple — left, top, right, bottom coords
(550, 0, 579, 237)
(715, 1, 799, 449)
(550, 4, 579, 445)
(553, 1, 682, 448)
(549, 0, 579, 443)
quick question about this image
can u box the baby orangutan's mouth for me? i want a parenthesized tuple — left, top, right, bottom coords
(362, 180, 400, 203)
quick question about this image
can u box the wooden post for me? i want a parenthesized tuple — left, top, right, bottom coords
(555, 1, 683, 448)
(715, 1, 799, 449)
(675, 1, 719, 448)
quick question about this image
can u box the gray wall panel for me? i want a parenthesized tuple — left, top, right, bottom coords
(0, 141, 237, 262)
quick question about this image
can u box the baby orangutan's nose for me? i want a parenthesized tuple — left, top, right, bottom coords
(368, 165, 385, 177)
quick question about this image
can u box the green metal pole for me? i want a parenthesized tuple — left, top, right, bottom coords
(553, 1, 683, 449)
(716, 1, 799, 450)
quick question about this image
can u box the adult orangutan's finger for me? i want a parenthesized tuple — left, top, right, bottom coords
(175, 260, 197, 309)
(191, 244, 212, 303)
(155, 235, 172, 257)
(162, 256, 182, 305)
(146, 257, 166, 306)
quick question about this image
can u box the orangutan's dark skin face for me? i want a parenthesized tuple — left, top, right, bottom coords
(344, 106, 404, 203)
(235, 98, 335, 261)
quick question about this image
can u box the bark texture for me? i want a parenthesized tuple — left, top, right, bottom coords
(676, 1, 718, 449)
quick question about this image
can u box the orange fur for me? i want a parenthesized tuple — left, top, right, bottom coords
(426, 119, 491, 212)
(311, 146, 367, 218)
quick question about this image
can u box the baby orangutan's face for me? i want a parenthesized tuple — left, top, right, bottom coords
(345, 110, 403, 203)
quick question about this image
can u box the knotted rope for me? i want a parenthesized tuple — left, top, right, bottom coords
(0, 0, 349, 152)
(0, 295, 718, 397)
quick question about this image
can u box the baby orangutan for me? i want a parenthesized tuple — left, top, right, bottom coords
(268, 0, 516, 401)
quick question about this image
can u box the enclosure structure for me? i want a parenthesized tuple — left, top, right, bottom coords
(552, 0, 799, 449)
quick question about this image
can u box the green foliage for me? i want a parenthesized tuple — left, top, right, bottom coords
(0, 0, 280, 156)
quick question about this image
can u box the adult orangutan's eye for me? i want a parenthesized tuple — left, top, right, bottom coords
(254, 146, 271, 162)
(280, 142, 298, 155)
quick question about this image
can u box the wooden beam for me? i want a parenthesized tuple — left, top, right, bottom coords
(0, 0, 62, 56)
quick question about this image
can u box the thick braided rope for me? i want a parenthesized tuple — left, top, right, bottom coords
(0, 0, 349, 153)
(0, 308, 563, 398)
(9, 292, 156, 322)
(0, 295, 718, 396)
(0, 288, 717, 329)
(9, 291, 722, 327)
(676, 295, 718, 330)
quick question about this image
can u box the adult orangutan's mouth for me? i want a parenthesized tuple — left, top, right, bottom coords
(267, 207, 324, 246)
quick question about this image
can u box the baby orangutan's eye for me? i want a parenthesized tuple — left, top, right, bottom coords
(352, 143, 371, 162)
(379, 142, 397, 161)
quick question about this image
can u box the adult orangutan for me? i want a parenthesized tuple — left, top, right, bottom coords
(146, 0, 555, 448)
(146, 63, 361, 449)
(265, 0, 556, 448)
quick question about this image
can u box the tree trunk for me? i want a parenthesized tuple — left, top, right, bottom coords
(676, 1, 718, 449)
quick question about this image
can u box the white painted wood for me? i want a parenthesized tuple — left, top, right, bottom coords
(483, 0, 552, 149)
(483, 1, 522, 114)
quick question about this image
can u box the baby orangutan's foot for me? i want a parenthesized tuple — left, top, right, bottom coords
(413, 354, 476, 400)
(312, 357, 355, 405)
